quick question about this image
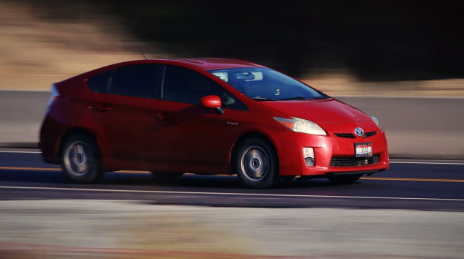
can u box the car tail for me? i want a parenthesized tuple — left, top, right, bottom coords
(45, 83, 60, 114)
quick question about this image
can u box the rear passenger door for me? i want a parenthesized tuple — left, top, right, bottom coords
(88, 63, 162, 163)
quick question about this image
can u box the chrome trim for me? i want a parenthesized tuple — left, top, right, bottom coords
(160, 65, 166, 99)
(354, 127, 364, 137)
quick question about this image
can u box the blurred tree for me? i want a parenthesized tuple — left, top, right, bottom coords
(10, 0, 464, 81)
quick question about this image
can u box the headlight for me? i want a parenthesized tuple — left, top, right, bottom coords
(274, 117, 326, 135)
(370, 115, 380, 129)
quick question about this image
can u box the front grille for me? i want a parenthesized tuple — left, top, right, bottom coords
(334, 131, 376, 138)
(334, 133, 355, 138)
(330, 155, 380, 167)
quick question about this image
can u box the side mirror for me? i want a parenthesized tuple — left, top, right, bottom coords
(201, 95, 222, 108)
(200, 95, 224, 114)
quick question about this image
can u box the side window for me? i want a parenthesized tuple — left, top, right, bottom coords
(87, 69, 114, 93)
(163, 65, 247, 110)
(109, 64, 160, 98)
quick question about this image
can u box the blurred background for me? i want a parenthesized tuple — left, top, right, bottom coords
(1, 0, 464, 158)
(1, 2, 464, 258)
(1, 0, 464, 95)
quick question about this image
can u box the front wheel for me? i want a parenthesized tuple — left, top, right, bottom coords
(61, 133, 104, 183)
(327, 174, 363, 184)
(235, 137, 280, 189)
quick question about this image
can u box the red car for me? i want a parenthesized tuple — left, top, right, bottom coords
(40, 58, 389, 188)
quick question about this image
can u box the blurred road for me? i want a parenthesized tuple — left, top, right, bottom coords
(1, 150, 464, 211)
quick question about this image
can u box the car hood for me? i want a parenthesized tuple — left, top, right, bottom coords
(260, 98, 371, 123)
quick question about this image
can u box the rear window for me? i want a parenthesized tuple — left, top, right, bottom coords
(87, 64, 161, 99)
(87, 70, 113, 93)
(110, 64, 159, 98)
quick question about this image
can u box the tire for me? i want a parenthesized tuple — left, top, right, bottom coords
(61, 133, 104, 183)
(151, 172, 184, 178)
(327, 174, 362, 184)
(234, 137, 280, 189)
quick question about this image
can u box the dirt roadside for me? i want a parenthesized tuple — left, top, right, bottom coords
(0, 1, 166, 92)
(0, 200, 463, 259)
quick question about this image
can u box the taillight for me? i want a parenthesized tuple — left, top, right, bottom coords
(46, 83, 60, 114)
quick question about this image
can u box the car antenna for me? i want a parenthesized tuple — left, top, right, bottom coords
(139, 47, 148, 60)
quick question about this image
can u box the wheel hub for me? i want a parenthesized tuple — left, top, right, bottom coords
(241, 146, 269, 181)
(64, 141, 91, 176)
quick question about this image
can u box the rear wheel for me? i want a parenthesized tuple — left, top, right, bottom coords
(61, 133, 104, 183)
(327, 174, 362, 184)
(235, 137, 280, 189)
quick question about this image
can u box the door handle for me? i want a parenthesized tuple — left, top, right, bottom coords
(155, 113, 170, 120)
(95, 104, 111, 112)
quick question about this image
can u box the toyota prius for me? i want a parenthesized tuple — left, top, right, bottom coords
(40, 58, 389, 188)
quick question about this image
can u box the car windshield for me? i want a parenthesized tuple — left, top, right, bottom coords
(208, 67, 329, 101)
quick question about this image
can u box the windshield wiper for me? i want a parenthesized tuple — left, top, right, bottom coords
(251, 97, 275, 101)
(313, 95, 330, 99)
(279, 95, 330, 101)
(315, 91, 331, 99)
(279, 96, 307, 100)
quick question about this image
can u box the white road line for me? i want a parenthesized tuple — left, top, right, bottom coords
(0, 151, 41, 154)
(0, 185, 463, 202)
(390, 161, 464, 165)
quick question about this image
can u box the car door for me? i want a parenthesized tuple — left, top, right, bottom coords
(89, 63, 162, 163)
(148, 64, 247, 169)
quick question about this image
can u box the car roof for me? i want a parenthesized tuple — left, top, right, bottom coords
(72, 58, 266, 82)
(167, 57, 265, 70)
(129, 58, 264, 70)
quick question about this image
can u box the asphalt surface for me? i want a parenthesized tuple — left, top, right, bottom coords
(1, 150, 463, 211)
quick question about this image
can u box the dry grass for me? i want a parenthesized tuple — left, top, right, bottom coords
(0, 1, 463, 97)
(0, 1, 167, 90)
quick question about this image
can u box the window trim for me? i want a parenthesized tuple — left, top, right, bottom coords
(160, 65, 166, 100)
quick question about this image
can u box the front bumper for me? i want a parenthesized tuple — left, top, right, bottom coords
(273, 127, 389, 176)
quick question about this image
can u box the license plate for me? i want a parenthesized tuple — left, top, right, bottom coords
(355, 142, 373, 157)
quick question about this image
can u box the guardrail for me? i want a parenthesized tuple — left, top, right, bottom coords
(1, 91, 463, 159)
